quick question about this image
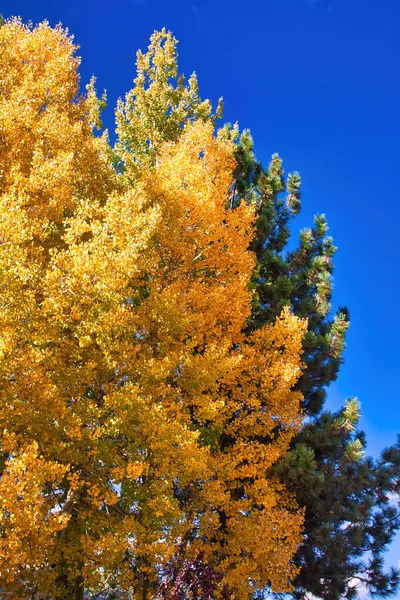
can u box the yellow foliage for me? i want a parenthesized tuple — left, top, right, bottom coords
(0, 442, 70, 597)
(115, 28, 222, 180)
(0, 19, 306, 600)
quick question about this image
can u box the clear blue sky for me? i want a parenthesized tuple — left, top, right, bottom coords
(2, 0, 400, 590)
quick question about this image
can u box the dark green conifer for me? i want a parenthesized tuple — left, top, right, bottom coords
(233, 131, 400, 599)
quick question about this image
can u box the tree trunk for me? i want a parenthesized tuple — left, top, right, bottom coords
(137, 569, 149, 600)
(142, 578, 149, 600)
(74, 576, 84, 600)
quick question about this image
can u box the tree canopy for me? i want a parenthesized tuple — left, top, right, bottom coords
(0, 17, 399, 600)
(0, 19, 307, 600)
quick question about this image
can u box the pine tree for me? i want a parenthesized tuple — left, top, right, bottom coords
(273, 403, 400, 600)
(232, 131, 400, 599)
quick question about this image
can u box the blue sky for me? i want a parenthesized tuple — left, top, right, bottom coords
(2, 0, 400, 592)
